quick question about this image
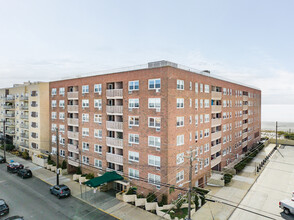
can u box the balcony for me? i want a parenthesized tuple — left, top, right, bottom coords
(20, 142, 29, 148)
(211, 131, 222, 141)
(211, 91, 222, 100)
(106, 89, 123, 98)
(20, 96, 29, 101)
(67, 118, 79, 126)
(106, 137, 123, 148)
(20, 124, 29, 129)
(20, 133, 29, 139)
(106, 121, 123, 131)
(211, 156, 221, 168)
(211, 143, 221, 155)
(20, 106, 29, 110)
(67, 92, 79, 99)
(243, 96, 248, 101)
(106, 106, 123, 115)
(243, 123, 248, 129)
(68, 158, 80, 167)
(68, 131, 79, 140)
(211, 105, 222, 113)
(4, 97, 15, 102)
(243, 114, 248, 120)
(5, 113, 15, 118)
(68, 105, 79, 112)
(106, 153, 123, 165)
(68, 144, 79, 154)
(211, 118, 221, 127)
(242, 132, 248, 139)
(242, 141, 248, 148)
(6, 130, 15, 136)
(3, 105, 15, 109)
(20, 115, 29, 120)
(5, 123, 15, 127)
(243, 105, 248, 110)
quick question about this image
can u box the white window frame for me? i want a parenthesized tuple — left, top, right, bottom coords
(177, 80, 184, 90)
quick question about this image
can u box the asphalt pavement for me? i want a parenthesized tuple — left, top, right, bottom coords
(0, 163, 118, 220)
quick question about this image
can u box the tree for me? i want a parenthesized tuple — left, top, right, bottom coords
(61, 160, 67, 169)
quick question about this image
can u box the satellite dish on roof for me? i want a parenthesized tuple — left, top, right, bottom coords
(201, 70, 210, 74)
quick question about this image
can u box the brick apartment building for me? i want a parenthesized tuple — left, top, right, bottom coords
(49, 61, 261, 201)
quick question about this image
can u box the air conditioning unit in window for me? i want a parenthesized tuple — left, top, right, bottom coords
(156, 88, 160, 93)
(129, 126, 132, 129)
(156, 167, 160, 171)
(98, 107, 102, 110)
(156, 127, 160, 132)
(98, 92, 102, 95)
(128, 108, 132, 112)
(128, 91, 132, 94)
(156, 108, 161, 112)
(156, 147, 160, 151)
(156, 185, 161, 189)
(128, 143, 132, 147)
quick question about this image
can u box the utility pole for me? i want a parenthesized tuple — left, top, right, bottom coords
(276, 121, 278, 148)
(3, 121, 6, 162)
(56, 128, 59, 185)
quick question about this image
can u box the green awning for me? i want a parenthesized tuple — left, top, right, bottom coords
(84, 171, 124, 188)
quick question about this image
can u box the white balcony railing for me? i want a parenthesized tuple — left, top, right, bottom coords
(106, 137, 123, 148)
(68, 144, 79, 154)
(106, 106, 123, 114)
(67, 105, 79, 112)
(211, 131, 222, 141)
(242, 141, 248, 148)
(211, 105, 222, 113)
(211, 118, 221, 127)
(242, 132, 248, 139)
(106, 121, 123, 131)
(106, 89, 123, 98)
(243, 96, 248, 101)
(67, 118, 79, 126)
(243, 123, 248, 129)
(211, 91, 222, 100)
(68, 131, 79, 140)
(211, 156, 221, 168)
(68, 158, 80, 167)
(106, 153, 123, 165)
(67, 92, 79, 99)
(211, 143, 222, 155)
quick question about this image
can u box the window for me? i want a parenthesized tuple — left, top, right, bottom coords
(82, 156, 89, 164)
(176, 153, 184, 165)
(177, 80, 184, 90)
(129, 134, 139, 144)
(200, 99, 203, 108)
(204, 99, 210, 108)
(200, 84, 203, 92)
(190, 82, 192, 90)
(82, 85, 89, 94)
(148, 117, 161, 128)
(148, 78, 161, 89)
(59, 125, 65, 132)
(82, 113, 89, 122)
(82, 99, 89, 108)
(129, 80, 139, 91)
(177, 135, 184, 146)
(204, 114, 210, 123)
(204, 85, 210, 93)
(51, 124, 57, 131)
(94, 99, 102, 109)
(189, 116, 192, 124)
(60, 150, 65, 157)
(223, 88, 227, 95)
(129, 116, 139, 126)
(94, 84, 102, 93)
(82, 128, 89, 137)
(94, 114, 102, 124)
(204, 129, 210, 137)
(129, 99, 139, 108)
(129, 151, 139, 162)
(200, 130, 203, 139)
(129, 168, 139, 179)
(195, 83, 198, 93)
(148, 136, 161, 148)
(59, 100, 65, 108)
(51, 112, 56, 119)
(204, 143, 209, 152)
(195, 115, 198, 126)
(177, 117, 184, 127)
(148, 155, 160, 167)
(51, 100, 57, 107)
(94, 159, 102, 168)
(52, 135, 56, 143)
(195, 164, 198, 174)
(148, 173, 161, 186)
(51, 88, 57, 95)
(148, 98, 161, 109)
(94, 129, 102, 139)
(200, 114, 203, 123)
(59, 88, 65, 95)
(204, 158, 209, 167)
(94, 144, 102, 154)
(195, 99, 198, 109)
(177, 98, 184, 108)
(82, 142, 89, 151)
(176, 170, 184, 183)
(190, 99, 192, 107)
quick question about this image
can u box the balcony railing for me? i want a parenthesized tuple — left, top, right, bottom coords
(211, 156, 221, 168)
(211, 91, 222, 100)
(68, 144, 79, 154)
(211, 143, 221, 155)
(5, 122, 15, 127)
(20, 96, 29, 101)
(106, 106, 123, 114)
(20, 124, 29, 129)
(5, 114, 15, 118)
(68, 105, 79, 112)
(68, 131, 79, 140)
(67, 92, 79, 99)
(6, 130, 15, 135)
(4, 97, 15, 101)
(243, 96, 248, 101)
(67, 118, 79, 126)
(20, 133, 29, 139)
(211, 131, 222, 141)
(106, 121, 123, 131)
(3, 105, 15, 109)
(106, 153, 123, 165)
(20, 115, 29, 120)
(106, 89, 123, 98)
(242, 132, 248, 139)
(243, 114, 248, 120)
(242, 141, 248, 148)
(243, 123, 248, 129)
(243, 105, 248, 110)
(20, 106, 29, 110)
(106, 137, 123, 148)
(211, 105, 222, 113)
(211, 118, 221, 127)
(20, 142, 29, 148)
(68, 158, 80, 167)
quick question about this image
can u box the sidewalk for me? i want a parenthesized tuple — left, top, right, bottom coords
(192, 144, 277, 220)
(1, 151, 161, 220)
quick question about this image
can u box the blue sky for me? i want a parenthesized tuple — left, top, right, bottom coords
(0, 0, 293, 121)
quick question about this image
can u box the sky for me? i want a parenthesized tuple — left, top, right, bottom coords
(0, 0, 293, 122)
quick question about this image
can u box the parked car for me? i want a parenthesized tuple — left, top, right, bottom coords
(279, 199, 294, 215)
(0, 199, 9, 217)
(17, 168, 32, 179)
(7, 162, 24, 173)
(0, 156, 6, 163)
(50, 185, 71, 199)
(5, 216, 24, 220)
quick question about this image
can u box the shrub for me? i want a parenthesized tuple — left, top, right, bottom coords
(147, 192, 157, 202)
(158, 194, 168, 206)
(126, 187, 137, 195)
(176, 198, 185, 210)
(137, 194, 145, 198)
(61, 160, 67, 169)
(224, 173, 233, 185)
(81, 173, 87, 177)
(48, 155, 51, 162)
(76, 167, 82, 174)
(5, 144, 15, 151)
(86, 173, 94, 179)
(200, 195, 206, 206)
(52, 161, 56, 166)
(194, 194, 199, 210)
(22, 151, 29, 159)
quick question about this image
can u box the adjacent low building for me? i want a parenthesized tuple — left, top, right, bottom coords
(48, 60, 261, 202)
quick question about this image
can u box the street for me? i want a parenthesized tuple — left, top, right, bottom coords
(0, 162, 118, 220)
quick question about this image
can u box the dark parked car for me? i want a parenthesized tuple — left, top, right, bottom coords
(0, 156, 6, 163)
(17, 168, 32, 179)
(50, 185, 71, 199)
(5, 216, 24, 220)
(0, 199, 9, 217)
(7, 162, 24, 173)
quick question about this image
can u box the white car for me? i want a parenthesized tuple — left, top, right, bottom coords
(279, 199, 294, 215)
